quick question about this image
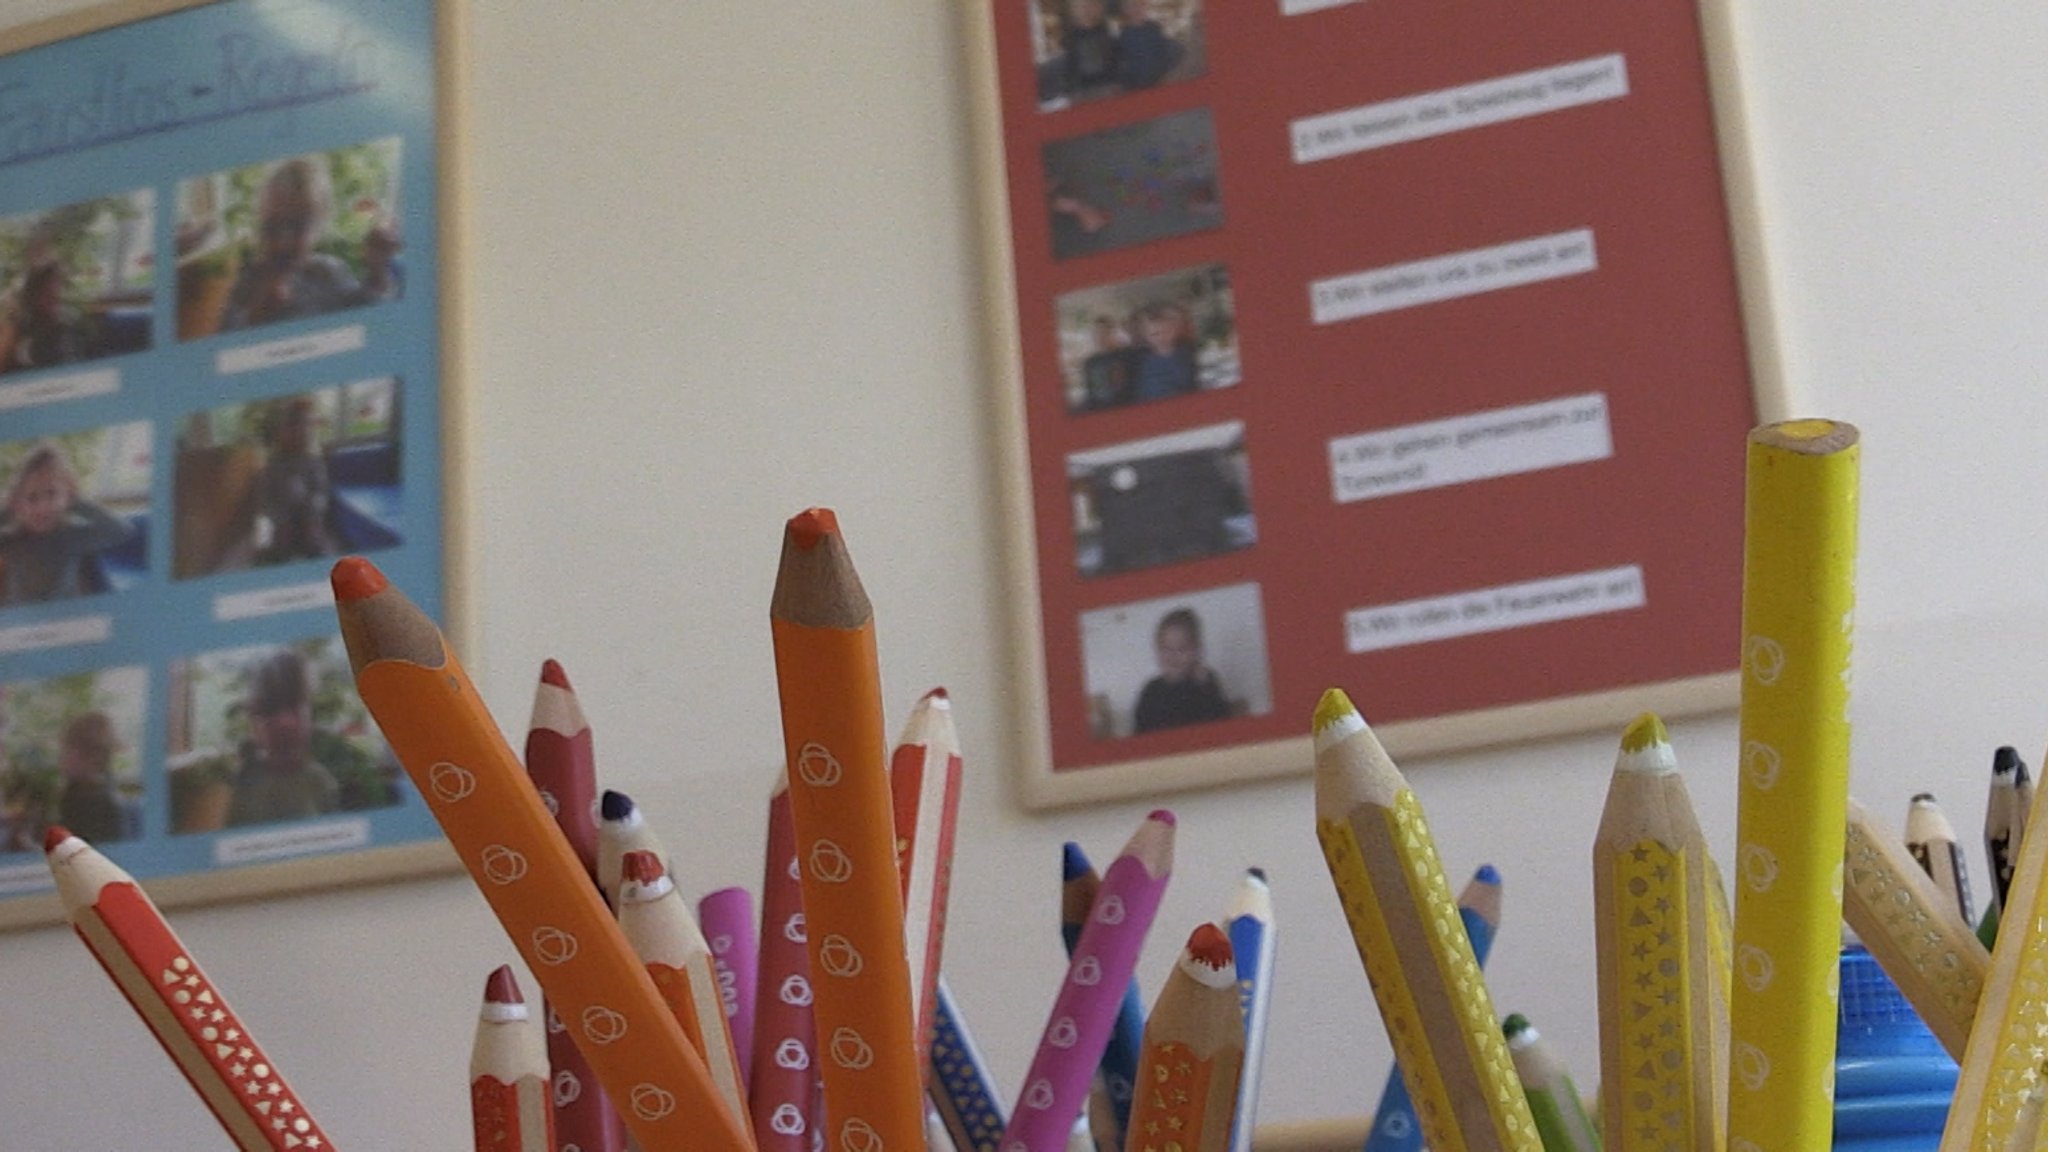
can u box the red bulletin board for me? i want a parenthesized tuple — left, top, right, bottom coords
(970, 0, 1783, 808)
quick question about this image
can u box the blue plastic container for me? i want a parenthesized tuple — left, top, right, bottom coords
(1832, 945, 1957, 1151)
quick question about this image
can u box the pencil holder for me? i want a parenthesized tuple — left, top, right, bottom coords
(1832, 944, 1956, 1151)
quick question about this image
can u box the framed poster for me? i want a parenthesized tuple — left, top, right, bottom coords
(970, 1, 1785, 807)
(0, 0, 467, 926)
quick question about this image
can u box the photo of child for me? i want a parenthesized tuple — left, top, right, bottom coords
(0, 190, 155, 375)
(172, 379, 404, 579)
(166, 636, 402, 835)
(0, 423, 153, 607)
(1032, 0, 1207, 111)
(1055, 263, 1237, 413)
(1079, 582, 1271, 741)
(0, 665, 148, 854)
(175, 138, 403, 340)
(1043, 108, 1223, 260)
(1068, 420, 1255, 578)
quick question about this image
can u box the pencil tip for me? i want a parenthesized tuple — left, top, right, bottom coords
(1910, 791, 1936, 804)
(43, 825, 73, 852)
(1995, 746, 2024, 777)
(484, 965, 522, 1005)
(601, 790, 635, 821)
(1473, 863, 1501, 885)
(1247, 866, 1268, 882)
(1313, 687, 1357, 732)
(329, 556, 388, 601)
(1187, 922, 1233, 968)
(539, 659, 571, 690)
(1147, 808, 1176, 828)
(620, 849, 664, 885)
(1061, 841, 1092, 880)
(787, 507, 840, 550)
(1619, 711, 1668, 753)
(1502, 1013, 1533, 1043)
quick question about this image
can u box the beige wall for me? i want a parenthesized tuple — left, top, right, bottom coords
(5, 3, 2048, 1146)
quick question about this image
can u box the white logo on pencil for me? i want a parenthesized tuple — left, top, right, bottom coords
(775, 1038, 811, 1070)
(772, 1104, 808, 1135)
(1072, 957, 1102, 986)
(630, 1083, 677, 1121)
(818, 935, 864, 978)
(429, 761, 477, 802)
(1024, 1079, 1055, 1110)
(1096, 895, 1126, 925)
(840, 1117, 885, 1152)
(480, 845, 529, 885)
(532, 927, 579, 966)
(786, 912, 807, 943)
(581, 1006, 629, 1045)
(829, 1027, 875, 1070)
(1742, 742, 1782, 791)
(810, 840, 855, 884)
(553, 1069, 582, 1105)
(781, 975, 813, 1006)
(538, 788, 559, 815)
(1734, 1042, 1770, 1092)
(788, 857, 801, 881)
(1739, 844, 1779, 892)
(1736, 945, 1774, 992)
(1745, 637, 1785, 685)
(797, 743, 844, 787)
(711, 933, 732, 953)
(547, 1006, 564, 1033)
(1048, 1017, 1079, 1049)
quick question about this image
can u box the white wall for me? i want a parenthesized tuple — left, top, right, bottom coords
(6, 3, 2048, 1147)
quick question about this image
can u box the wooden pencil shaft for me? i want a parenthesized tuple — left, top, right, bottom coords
(1841, 799, 1987, 1062)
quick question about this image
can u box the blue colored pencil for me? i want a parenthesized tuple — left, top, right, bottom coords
(1063, 841, 1146, 1148)
(1361, 864, 1503, 1152)
(929, 976, 1008, 1152)
(1227, 867, 1275, 1152)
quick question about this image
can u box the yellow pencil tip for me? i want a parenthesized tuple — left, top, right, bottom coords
(1314, 687, 1358, 734)
(1620, 712, 1668, 753)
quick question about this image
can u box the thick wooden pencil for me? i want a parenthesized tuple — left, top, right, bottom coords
(699, 885, 760, 1090)
(598, 789, 669, 910)
(1010, 811, 1177, 1152)
(472, 965, 554, 1152)
(1593, 712, 1717, 1150)
(1313, 688, 1539, 1152)
(751, 773, 822, 1152)
(890, 685, 963, 1064)
(45, 827, 336, 1152)
(1841, 797, 1988, 1061)
(1062, 840, 1146, 1148)
(1727, 420, 1859, 1152)
(1226, 868, 1274, 1152)
(1126, 924, 1245, 1152)
(769, 509, 924, 1152)
(1988, 747, 2030, 917)
(616, 850, 752, 1139)
(1501, 1015, 1598, 1152)
(930, 976, 1009, 1152)
(523, 659, 624, 1152)
(330, 557, 750, 1152)
(1907, 792, 1974, 927)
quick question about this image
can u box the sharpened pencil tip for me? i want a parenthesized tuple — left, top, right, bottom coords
(621, 850, 664, 885)
(1502, 1013, 1533, 1044)
(484, 965, 522, 1005)
(1910, 791, 1936, 804)
(539, 659, 571, 690)
(787, 507, 840, 549)
(1147, 808, 1176, 827)
(925, 686, 949, 703)
(601, 790, 635, 821)
(329, 556, 388, 601)
(1473, 863, 1501, 885)
(43, 825, 73, 852)
(1313, 687, 1357, 733)
(1061, 841, 1092, 881)
(1247, 866, 1268, 882)
(1620, 711, 1668, 753)
(1187, 922, 1233, 968)
(1995, 746, 2024, 778)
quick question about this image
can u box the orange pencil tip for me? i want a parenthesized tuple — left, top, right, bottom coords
(621, 849, 665, 885)
(329, 556, 388, 601)
(484, 965, 523, 1005)
(43, 825, 73, 852)
(539, 658, 571, 690)
(1187, 922, 1233, 968)
(787, 507, 840, 549)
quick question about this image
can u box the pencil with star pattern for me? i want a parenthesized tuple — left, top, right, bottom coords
(891, 685, 963, 1063)
(523, 659, 625, 1152)
(45, 826, 336, 1152)
(330, 557, 751, 1152)
(750, 772, 822, 1152)
(769, 509, 925, 1152)
(1126, 923, 1243, 1152)
(471, 965, 554, 1152)
(930, 975, 1008, 1152)
(699, 885, 760, 1090)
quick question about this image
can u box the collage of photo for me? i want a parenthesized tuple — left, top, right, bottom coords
(0, 136, 417, 861)
(1031, 0, 1272, 743)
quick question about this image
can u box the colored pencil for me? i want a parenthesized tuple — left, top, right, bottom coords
(751, 772, 822, 1152)
(330, 557, 750, 1152)
(598, 789, 669, 911)
(1842, 797, 1988, 1061)
(1126, 923, 1245, 1152)
(1062, 840, 1146, 1148)
(1008, 811, 1177, 1152)
(1906, 792, 1974, 927)
(930, 976, 1009, 1152)
(1726, 420, 1859, 1152)
(616, 849, 752, 1139)
(1501, 1015, 1598, 1152)
(1364, 864, 1503, 1152)
(471, 965, 554, 1152)
(699, 885, 760, 1091)
(524, 658, 624, 1152)
(1943, 776, 2048, 1147)
(890, 685, 963, 1063)
(1988, 746, 2030, 917)
(1593, 713, 1716, 1150)
(1312, 688, 1538, 1152)
(44, 826, 336, 1151)
(1226, 867, 1274, 1152)
(768, 509, 924, 1152)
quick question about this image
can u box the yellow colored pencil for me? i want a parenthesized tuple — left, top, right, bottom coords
(1841, 798, 1987, 1062)
(1726, 419, 1859, 1152)
(1313, 687, 1540, 1152)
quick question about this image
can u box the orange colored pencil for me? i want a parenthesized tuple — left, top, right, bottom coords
(890, 685, 963, 1061)
(330, 557, 750, 1152)
(769, 509, 924, 1152)
(45, 826, 335, 1151)
(1127, 923, 1245, 1152)
(471, 965, 554, 1152)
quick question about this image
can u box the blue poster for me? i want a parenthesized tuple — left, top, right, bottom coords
(0, 0, 448, 912)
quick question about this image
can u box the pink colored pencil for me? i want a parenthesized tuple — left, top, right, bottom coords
(471, 965, 554, 1152)
(1001, 810, 1176, 1152)
(523, 658, 624, 1152)
(890, 686, 963, 1062)
(750, 774, 822, 1152)
(699, 885, 760, 1090)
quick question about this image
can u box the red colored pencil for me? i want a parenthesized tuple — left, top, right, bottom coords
(750, 772, 823, 1152)
(45, 826, 335, 1151)
(472, 965, 554, 1152)
(890, 686, 963, 1062)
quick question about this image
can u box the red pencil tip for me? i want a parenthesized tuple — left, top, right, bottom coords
(787, 507, 840, 549)
(925, 686, 949, 701)
(1147, 808, 1177, 827)
(621, 850, 665, 885)
(539, 659, 571, 690)
(1187, 922, 1233, 968)
(43, 825, 74, 852)
(330, 557, 388, 601)
(484, 965, 523, 1005)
